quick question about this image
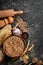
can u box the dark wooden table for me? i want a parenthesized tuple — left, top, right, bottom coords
(0, 0, 43, 65)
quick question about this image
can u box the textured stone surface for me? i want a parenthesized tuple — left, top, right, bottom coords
(0, 0, 43, 65)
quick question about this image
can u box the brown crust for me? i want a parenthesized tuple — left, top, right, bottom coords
(3, 35, 25, 58)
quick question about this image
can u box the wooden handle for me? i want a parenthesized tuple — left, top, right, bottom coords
(0, 9, 14, 18)
(0, 20, 5, 27)
(0, 9, 23, 18)
(14, 11, 23, 14)
(4, 19, 8, 24)
(8, 17, 14, 23)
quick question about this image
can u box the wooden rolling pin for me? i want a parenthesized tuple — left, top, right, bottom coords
(0, 9, 23, 18)
(0, 17, 14, 28)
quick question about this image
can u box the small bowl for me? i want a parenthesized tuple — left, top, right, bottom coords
(21, 32, 29, 40)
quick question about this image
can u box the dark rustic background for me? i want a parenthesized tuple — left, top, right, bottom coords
(0, 0, 43, 65)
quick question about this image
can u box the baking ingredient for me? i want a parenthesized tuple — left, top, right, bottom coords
(20, 40, 34, 64)
(3, 36, 24, 58)
(27, 44, 34, 51)
(0, 24, 12, 46)
(0, 48, 5, 63)
(22, 54, 29, 63)
(8, 17, 14, 24)
(0, 9, 23, 18)
(20, 54, 29, 64)
(22, 40, 30, 56)
(12, 28, 22, 36)
(21, 40, 34, 56)
(0, 20, 5, 28)
(16, 16, 28, 32)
